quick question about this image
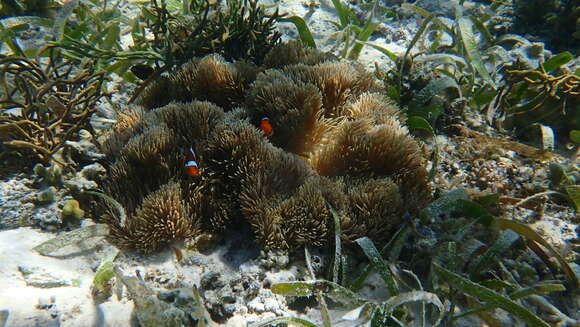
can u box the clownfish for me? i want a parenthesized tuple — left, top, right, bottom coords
(185, 146, 200, 177)
(260, 117, 273, 137)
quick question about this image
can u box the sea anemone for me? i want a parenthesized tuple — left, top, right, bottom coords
(100, 42, 431, 253)
(262, 40, 337, 69)
(136, 55, 259, 111)
(245, 70, 329, 155)
(107, 180, 200, 253)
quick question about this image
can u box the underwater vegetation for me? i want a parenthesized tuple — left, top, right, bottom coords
(0, 0, 57, 18)
(344, 2, 580, 150)
(513, 0, 580, 53)
(122, 0, 288, 106)
(7, 0, 574, 325)
(143, 0, 283, 67)
(59, 0, 285, 85)
(499, 56, 580, 144)
(0, 0, 285, 91)
(99, 41, 430, 253)
(0, 55, 106, 170)
(0, 0, 284, 170)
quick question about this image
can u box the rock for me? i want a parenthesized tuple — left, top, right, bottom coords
(64, 178, 98, 194)
(247, 280, 261, 295)
(222, 303, 238, 317)
(63, 164, 105, 193)
(28, 314, 60, 327)
(116, 267, 217, 327)
(201, 271, 225, 290)
(36, 296, 56, 310)
(220, 292, 237, 304)
(412, 0, 490, 17)
(263, 297, 281, 313)
(509, 42, 551, 70)
(0, 310, 9, 327)
(258, 250, 289, 269)
(0, 175, 66, 231)
(65, 129, 105, 162)
(79, 163, 106, 180)
(247, 298, 265, 313)
(157, 289, 181, 302)
(181, 253, 209, 266)
(264, 269, 296, 287)
(226, 315, 246, 327)
(62, 163, 105, 193)
(239, 261, 261, 274)
(18, 266, 72, 288)
(32, 223, 109, 256)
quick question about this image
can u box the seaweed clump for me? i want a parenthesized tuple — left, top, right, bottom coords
(144, 0, 283, 67)
(101, 41, 431, 253)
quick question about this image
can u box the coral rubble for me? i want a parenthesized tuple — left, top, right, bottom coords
(101, 41, 431, 253)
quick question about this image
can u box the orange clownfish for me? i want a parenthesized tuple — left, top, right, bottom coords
(185, 146, 200, 177)
(260, 117, 273, 137)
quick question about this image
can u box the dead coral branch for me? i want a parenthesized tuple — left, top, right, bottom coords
(0, 56, 106, 166)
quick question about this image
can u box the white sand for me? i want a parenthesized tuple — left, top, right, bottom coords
(0, 228, 133, 327)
